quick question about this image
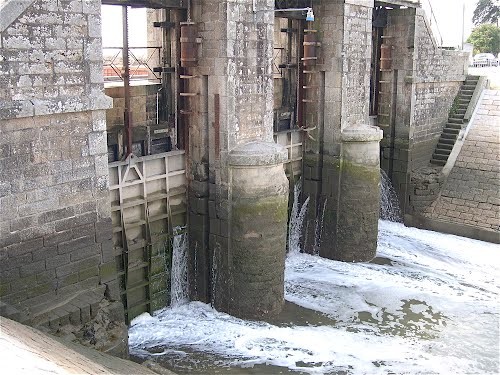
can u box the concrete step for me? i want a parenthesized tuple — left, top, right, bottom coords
(466, 76, 480, 83)
(461, 89, 475, 96)
(430, 159, 446, 166)
(462, 84, 477, 90)
(455, 109, 466, 115)
(441, 133, 458, 140)
(434, 148, 451, 155)
(449, 117, 464, 124)
(432, 153, 449, 161)
(439, 137, 456, 145)
(436, 143, 453, 151)
(443, 128, 460, 135)
(446, 123, 462, 130)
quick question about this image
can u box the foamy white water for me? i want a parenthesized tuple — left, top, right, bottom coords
(380, 169, 403, 222)
(170, 230, 188, 306)
(130, 221, 499, 374)
(288, 181, 310, 256)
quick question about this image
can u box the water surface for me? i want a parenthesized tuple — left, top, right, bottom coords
(129, 220, 499, 374)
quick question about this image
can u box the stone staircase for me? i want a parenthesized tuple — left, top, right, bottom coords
(430, 75, 480, 166)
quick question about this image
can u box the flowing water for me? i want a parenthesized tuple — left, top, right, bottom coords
(380, 170, 403, 223)
(170, 229, 188, 306)
(288, 181, 310, 255)
(129, 178, 499, 374)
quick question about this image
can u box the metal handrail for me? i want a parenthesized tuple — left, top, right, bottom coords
(422, 0, 443, 46)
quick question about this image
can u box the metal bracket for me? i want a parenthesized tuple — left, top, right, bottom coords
(153, 66, 176, 73)
(153, 21, 176, 28)
(278, 63, 298, 69)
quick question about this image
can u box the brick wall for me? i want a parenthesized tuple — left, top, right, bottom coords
(0, 0, 121, 330)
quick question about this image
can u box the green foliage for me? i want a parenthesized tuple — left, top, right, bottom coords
(473, 0, 499, 26)
(448, 95, 460, 118)
(466, 24, 500, 55)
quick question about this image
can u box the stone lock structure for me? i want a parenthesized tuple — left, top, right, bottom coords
(1, 0, 476, 355)
(0, 0, 128, 356)
(296, 0, 384, 261)
(184, 0, 290, 318)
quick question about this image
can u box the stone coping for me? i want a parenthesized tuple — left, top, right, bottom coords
(229, 141, 288, 167)
(405, 214, 500, 244)
(0, 96, 113, 120)
(341, 125, 383, 142)
(0, 317, 164, 375)
(0, 0, 35, 32)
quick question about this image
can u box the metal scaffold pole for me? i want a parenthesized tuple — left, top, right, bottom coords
(122, 5, 133, 157)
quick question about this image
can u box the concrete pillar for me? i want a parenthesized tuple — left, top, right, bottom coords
(186, 0, 289, 318)
(227, 142, 288, 318)
(301, 0, 383, 262)
(334, 125, 382, 261)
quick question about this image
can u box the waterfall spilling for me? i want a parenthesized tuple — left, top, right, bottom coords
(170, 229, 189, 306)
(211, 245, 218, 307)
(313, 198, 327, 256)
(288, 181, 310, 255)
(380, 169, 403, 222)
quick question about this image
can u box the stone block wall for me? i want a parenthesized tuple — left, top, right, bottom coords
(408, 90, 500, 241)
(302, 0, 381, 261)
(407, 166, 444, 213)
(378, 9, 413, 208)
(0, 0, 108, 119)
(301, 0, 344, 254)
(180, 0, 289, 319)
(410, 9, 468, 168)
(105, 83, 161, 129)
(340, 0, 373, 130)
(0, 0, 125, 350)
(1, 111, 112, 309)
(378, 7, 467, 214)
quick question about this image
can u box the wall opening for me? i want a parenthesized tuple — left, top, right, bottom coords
(101, 4, 178, 163)
(101, 3, 188, 323)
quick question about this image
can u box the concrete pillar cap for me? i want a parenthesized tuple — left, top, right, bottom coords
(341, 125, 383, 142)
(229, 141, 288, 166)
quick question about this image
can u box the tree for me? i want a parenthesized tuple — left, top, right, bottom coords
(473, 0, 500, 26)
(467, 23, 500, 54)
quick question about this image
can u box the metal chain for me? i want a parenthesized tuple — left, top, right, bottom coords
(174, 68, 179, 149)
(187, 0, 191, 22)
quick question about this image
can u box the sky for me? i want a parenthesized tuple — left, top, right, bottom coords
(101, 0, 480, 50)
(422, 0, 477, 48)
(101, 6, 147, 49)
